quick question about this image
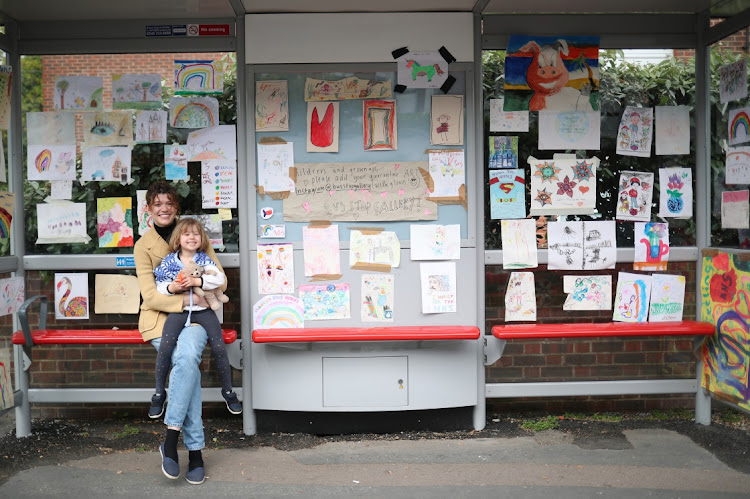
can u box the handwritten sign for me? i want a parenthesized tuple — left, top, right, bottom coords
(283, 161, 437, 222)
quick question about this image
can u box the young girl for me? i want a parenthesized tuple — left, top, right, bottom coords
(149, 218, 241, 418)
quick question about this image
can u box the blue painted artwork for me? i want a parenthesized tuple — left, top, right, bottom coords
(489, 168, 525, 219)
(488, 136, 518, 168)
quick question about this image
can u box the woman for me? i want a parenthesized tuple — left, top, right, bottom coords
(135, 180, 227, 485)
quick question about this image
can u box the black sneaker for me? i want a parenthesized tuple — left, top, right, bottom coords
(222, 390, 242, 415)
(149, 393, 166, 419)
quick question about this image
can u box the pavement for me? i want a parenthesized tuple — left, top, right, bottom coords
(2, 425, 750, 497)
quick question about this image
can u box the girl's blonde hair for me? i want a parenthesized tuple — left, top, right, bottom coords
(169, 218, 210, 253)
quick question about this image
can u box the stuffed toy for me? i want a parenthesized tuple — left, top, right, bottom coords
(174, 260, 229, 311)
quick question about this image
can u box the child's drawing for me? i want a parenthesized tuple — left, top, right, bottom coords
(308, 102, 340, 152)
(658, 167, 692, 218)
(134, 110, 167, 144)
(505, 272, 536, 322)
(255, 80, 289, 131)
(96, 197, 134, 248)
(0, 347, 13, 410)
(170, 97, 219, 128)
(54, 272, 89, 320)
(257, 142, 295, 192)
(54, 76, 103, 111)
(304, 77, 391, 101)
(94, 274, 140, 314)
(634, 222, 669, 271)
(187, 124, 237, 161)
(563, 275, 611, 311)
(253, 295, 304, 329)
(303, 224, 340, 276)
(361, 274, 394, 322)
(201, 160, 237, 209)
(363, 99, 397, 151)
(488, 136, 518, 168)
(728, 106, 750, 146)
(410, 224, 460, 261)
(0, 66, 11, 131)
(655, 106, 690, 155)
(112, 73, 162, 109)
(349, 230, 401, 268)
(36, 202, 89, 244)
(174, 60, 223, 95)
(430, 95, 463, 145)
(257, 243, 294, 294)
(616, 107, 653, 157)
(613, 272, 652, 323)
(26, 145, 76, 181)
(420, 262, 456, 314)
(489, 98, 529, 132)
(136, 190, 152, 236)
(0, 192, 13, 239)
(164, 144, 188, 180)
(720, 59, 747, 104)
(26, 111, 76, 145)
(501, 219, 538, 269)
(428, 150, 465, 197)
(0, 277, 24, 317)
(528, 156, 598, 215)
(648, 274, 685, 322)
(615, 171, 654, 221)
(299, 283, 351, 320)
(504, 35, 599, 112)
(548, 220, 616, 270)
(81, 146, 132, 182)
(489, 169, 525, 220)
(725, 147, 750, 185)
(83, 111, 134, 147)
(538, 110, 600, 150)
(721, 190, 750, 229)
(396, 51, 449, 89)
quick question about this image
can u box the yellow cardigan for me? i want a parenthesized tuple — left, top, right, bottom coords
(134, 227, 228, 342)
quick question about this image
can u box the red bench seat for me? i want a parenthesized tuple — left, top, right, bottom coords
(253, 326, 480, 343)
(12, 328, 237, 345)
(491, 321, 714, 340)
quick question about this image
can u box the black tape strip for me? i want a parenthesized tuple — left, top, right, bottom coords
(440, 75, 456, 94)
(438, 46, 456, 64)
(392, 47, 409, 59)
(394, 84, 407, 93)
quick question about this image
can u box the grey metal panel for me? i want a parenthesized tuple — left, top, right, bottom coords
(322, 356, 408, 407)
(484, 246, 700, 265)
(482, 14, 698, 50)
(486, 379, 697, 398)
(23, 253, 240, 270)
(0, 256, 18, 273)
(28, 387, 238, 403)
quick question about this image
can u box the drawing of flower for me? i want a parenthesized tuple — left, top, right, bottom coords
(534, 188, 553, 207)
(556, 175, 577, 197)
(571, 160, 594, 182)
(666, 172, 685, 213)
(533, 161, 561, 183)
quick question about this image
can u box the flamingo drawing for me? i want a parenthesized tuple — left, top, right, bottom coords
(57, 277, 87, 317)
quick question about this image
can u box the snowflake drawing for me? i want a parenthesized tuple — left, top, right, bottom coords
(556, 175, 577, 197)
(533, 161, 561, 183)
(571, 160, 594, 182)
(534, 188, 553, 206)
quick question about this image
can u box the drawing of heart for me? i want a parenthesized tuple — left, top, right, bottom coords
(398, 189, 404, 195)
(349, 190, 355, 196)
(381, 192, 388, 198)
(579, 186, 590, 194)
(394, 163, 400, 170)
(577, 201, 584, 207)
(329, 190, 335, 196)
(424, 209, 432, 216)
(302, 201, 310, 213)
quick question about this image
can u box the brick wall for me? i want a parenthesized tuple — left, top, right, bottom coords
(485, 261, 699, 413)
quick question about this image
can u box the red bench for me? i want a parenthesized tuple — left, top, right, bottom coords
(11, 295, 237, 438)
(486, 321, 716, 423)
(253, 326, 480, 343)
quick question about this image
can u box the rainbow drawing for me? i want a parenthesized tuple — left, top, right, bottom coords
(170, 97, 219, 129)
(174, 60, 223, 95)
(35, 149, 51, 173)
(253, 295, 304, 329)
(729, 108, 750, 145)
(0, 207, 12, 238)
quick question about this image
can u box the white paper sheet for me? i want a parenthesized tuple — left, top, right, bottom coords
(349, 230, 401, 267)
(505, 272, 536, 322)
(361, 274, 395, 322)
(725, 147, 750, 185)
(728, 106, 750, 146)
(648, 274, 685, 322)
(257, 143, 295, 192)
(538, 110, 600, 150)
(501, 219, 538, 269)
(54, 272, 89, 319)
(548, 220, 616, 270)
(81, 146, 132, 183)
(563, 275, 612, 310)
(633, 222, 670, 271)
(303, 225, 341, 276)
(397, 51, 449, 89)
(655, 106, 690, 155)
(187, 125, 237, 161)
(615, 171, 654, 221)
(37, 202, 90, 244)
(528, 156, 598, 215)
(27, 145, 77, 181)
(657, 167, 692, 218)
(428, 150, 465, 197)
(613, 272, 652, 323)
(489, 98, 529, 133)
(616, 106, 653, 157)
(410, 224, 460, 260)
(721, 190, 750, 229)
(201, 160, 236, 209)
(720, 59, 748, 103)
(420, 262, 456, 313)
